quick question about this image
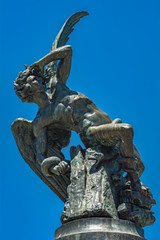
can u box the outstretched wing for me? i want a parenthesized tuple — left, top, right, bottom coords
(47, 11, 89, 93)
(11, 118, 70, 202)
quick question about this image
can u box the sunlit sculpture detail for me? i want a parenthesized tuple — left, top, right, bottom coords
(12, 11, 156, 239)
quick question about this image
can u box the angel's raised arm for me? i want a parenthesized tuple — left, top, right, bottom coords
(31, 45, 72, 85)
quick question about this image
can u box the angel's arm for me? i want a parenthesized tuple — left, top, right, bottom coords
(36, 127, 47, 164)
(31, 45, 72, 85)
(56, 46, 72, 85)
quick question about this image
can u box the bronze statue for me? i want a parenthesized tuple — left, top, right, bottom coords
(12, 11, 155, 230)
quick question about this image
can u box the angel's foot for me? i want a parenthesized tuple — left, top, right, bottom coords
(41, 156, 70, 176)
(50, 160, 70, 175)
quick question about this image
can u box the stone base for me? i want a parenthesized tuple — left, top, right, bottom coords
(54, 218, 146, 240)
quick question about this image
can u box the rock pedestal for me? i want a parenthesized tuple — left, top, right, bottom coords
(54, 218, 146, 240)
(61, 145, 155, 227)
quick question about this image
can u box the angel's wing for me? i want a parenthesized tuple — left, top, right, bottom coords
(11, 118, 70, 202)
(47, 11, 89, 93)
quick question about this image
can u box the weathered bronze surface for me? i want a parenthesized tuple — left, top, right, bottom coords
(11, 11, 156, 238)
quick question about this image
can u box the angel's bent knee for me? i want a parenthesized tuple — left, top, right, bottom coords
(121, 124, 134, 138)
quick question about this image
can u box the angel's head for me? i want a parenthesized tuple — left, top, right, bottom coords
(14, 66, 49, 103)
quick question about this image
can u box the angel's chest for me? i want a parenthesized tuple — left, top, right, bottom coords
(34, 105, 55, 122)
(33, 103, 74, 136)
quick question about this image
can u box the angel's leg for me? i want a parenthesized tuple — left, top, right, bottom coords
(86, 123, 140, 185)
(87, 123, 134, 157)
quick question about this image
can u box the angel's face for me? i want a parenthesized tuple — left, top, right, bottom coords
(14, 68, 47, 103)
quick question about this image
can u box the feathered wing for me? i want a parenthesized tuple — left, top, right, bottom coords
(51, 11, 89, 50)
(11, 118, 70, 202)
(47, 11, 89, 93)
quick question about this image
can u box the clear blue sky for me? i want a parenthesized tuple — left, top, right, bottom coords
(1, 0, 160, 239)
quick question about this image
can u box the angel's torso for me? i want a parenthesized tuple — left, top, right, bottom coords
(33, 86, 112, 145)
